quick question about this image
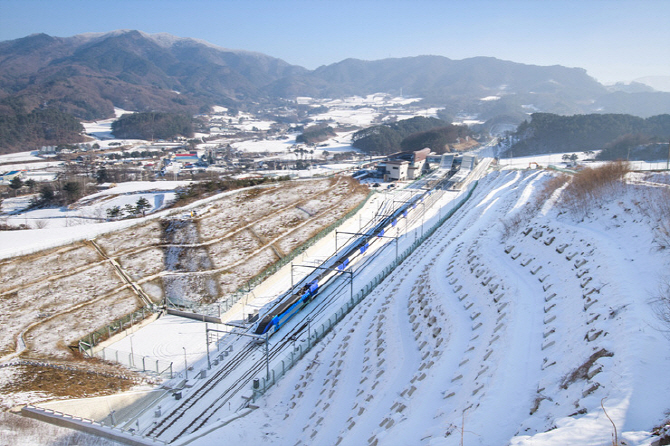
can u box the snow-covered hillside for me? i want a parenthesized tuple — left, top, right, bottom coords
(192, 168, 670, 446)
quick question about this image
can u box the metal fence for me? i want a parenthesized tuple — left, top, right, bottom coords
(78, 306, 158, 355)
(92, 347, 174, 379)
(626, 161, 670, 171)
(251, 181, 479, 398)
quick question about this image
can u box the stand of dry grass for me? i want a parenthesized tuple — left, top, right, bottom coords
(559, 161, 630, 218)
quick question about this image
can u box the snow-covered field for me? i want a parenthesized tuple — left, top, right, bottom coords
(2, 161, 669, 445)
(175, 167, 668, 446)
(1, 180, 188, 231)
(81, 107, 135, 140)
(202, 93, 440, 163)
(0, 177, 369, 402)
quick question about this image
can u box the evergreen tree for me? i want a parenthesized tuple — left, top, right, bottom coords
(95, 167, 109, 184)
(9, 176, 23, 195)
(24, 179, 36, 192)
(135, 197, 151, 216)
(39, 185, 55, 204)
(123, 203, 138, 216)
(62, 182, 81, 203)
(106, 206, 121, 219)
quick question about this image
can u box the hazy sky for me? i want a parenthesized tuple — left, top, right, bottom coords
(1, 0, 668, 84)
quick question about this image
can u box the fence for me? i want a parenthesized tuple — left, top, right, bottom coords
(251, 181, 479, 398)
(91, 347, 174, 379)
(22, 404, 166, 446)
(627, 161, 670, 171)
(78, 306, 158, 356)
(170, 191, 374, 318)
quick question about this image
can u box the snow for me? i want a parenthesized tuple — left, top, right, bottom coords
(211, 94, 438, 163)
(110, 315, 220, 375)
(0, 151, 43, 164)
(0, 180, 189, 233)
(0, 161, 63, 174)
(82, 107, 134, 140)
(151, 166, 667, 446)
(2, 146, 668, 443)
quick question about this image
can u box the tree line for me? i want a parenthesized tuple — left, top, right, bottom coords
(0, 98, 85, 153)
(111, 112, 194, 140)
(296, 124, 335, 144)
(351, 116, 473, 155)
(506, 113, 670, 158)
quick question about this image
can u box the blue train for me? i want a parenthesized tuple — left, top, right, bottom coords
(255, 280, 319, 336)
(253, 187, 432, 338)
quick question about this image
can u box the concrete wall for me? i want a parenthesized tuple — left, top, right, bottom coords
(21, 405, 161, 446)
(37, 389, 168, 424)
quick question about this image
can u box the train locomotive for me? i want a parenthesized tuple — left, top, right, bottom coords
(255, 280, 319, 336)
(253, 187, 431, 339)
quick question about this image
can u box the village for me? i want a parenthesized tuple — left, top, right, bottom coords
(0, 94, 481, 230)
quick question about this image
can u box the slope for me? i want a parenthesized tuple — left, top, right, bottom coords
(197, 168, 670, 446)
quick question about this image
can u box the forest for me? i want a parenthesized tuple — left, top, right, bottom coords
(351, 116, 472, 155)
(507, 113, 670, 157)
(0, 99, 85, 153)
(296, 124, 336, 144)
(111, 112, 194, 140)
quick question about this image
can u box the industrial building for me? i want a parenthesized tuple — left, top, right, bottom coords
(379, 148, 431, 181)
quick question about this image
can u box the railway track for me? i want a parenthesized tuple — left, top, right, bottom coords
(146, 334, 257, 439)
(169, 328, 301, 442)
(138, 167, 479, 442)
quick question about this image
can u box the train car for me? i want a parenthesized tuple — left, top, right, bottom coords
(254, 280, 319, 336)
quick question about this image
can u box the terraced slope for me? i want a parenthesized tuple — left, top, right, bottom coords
(211, 170, 670, 446)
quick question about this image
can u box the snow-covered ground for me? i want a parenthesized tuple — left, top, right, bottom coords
(181, 167, 666, 446)
(0, 181, 189, 232)
(23, 161, 665, 445)
(81, 107, 134, 140)
(201, 93, 440, 162)
(0, 151, 44, 164)
(89, 163, 670, 446)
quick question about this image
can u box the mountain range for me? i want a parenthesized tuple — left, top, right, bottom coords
(1, 30, 669, 125)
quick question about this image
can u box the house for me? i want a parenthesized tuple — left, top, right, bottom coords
(384, 160, 410, 181)
(173, 152, 200, 164)
(382, 148, 431, 181)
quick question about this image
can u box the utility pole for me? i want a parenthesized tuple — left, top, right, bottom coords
(183, 347, 188, 380)
(205, 323, 211, 370)
(265, 333, 270, 381)
(130, 335, 135, 368)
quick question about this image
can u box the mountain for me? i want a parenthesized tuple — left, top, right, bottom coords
(269, 56, 613, 122)
(634, 76, 670, 93)
(1, 30, 669, 135)
(0, 30, 307, 120)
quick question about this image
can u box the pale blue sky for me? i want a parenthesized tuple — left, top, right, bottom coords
(1, 0, 668, 84)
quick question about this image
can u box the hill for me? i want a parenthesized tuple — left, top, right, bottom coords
(505, 112, 670, 157)
(0, 30, 306, 121)
(197, 164, 670, 446)
(351, 116, 473, 155)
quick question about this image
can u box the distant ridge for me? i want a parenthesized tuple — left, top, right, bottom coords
(0, 30, 668, 124)
(634, 76, 670, 93)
